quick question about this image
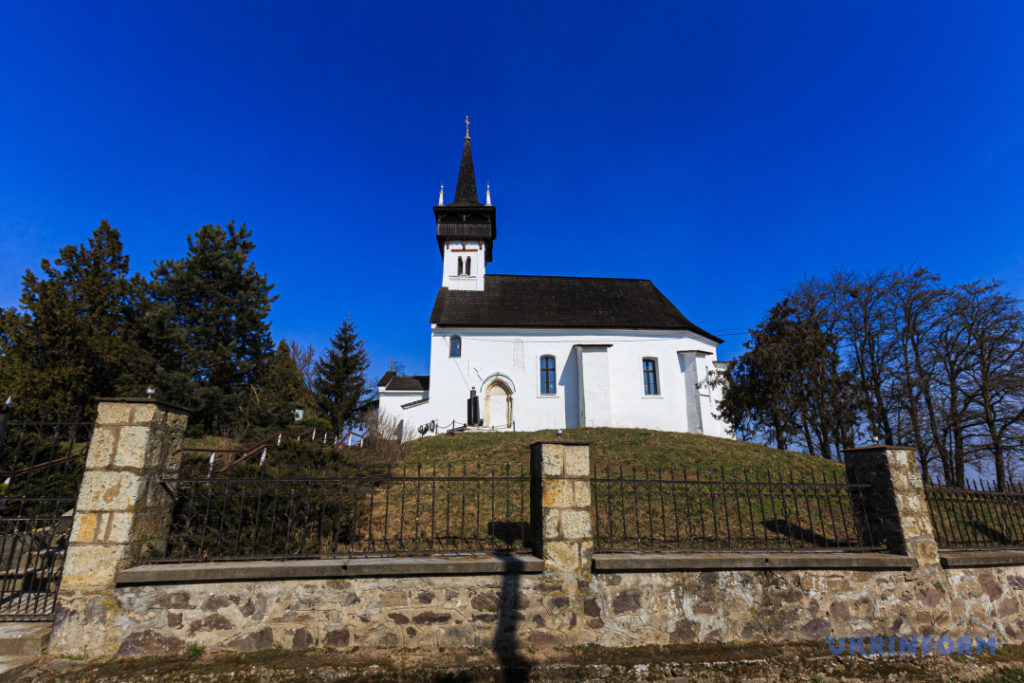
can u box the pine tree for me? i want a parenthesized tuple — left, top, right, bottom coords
(721, 301, 854, 455)
(243, 340, 317, 428)
(314, 317, 370, 434)
(147, 221, 277, 434)
(0, 221, 145, 417)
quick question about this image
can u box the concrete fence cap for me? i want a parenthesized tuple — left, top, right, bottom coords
(95, 397, 191, 413)
(844, 444, 915, 452)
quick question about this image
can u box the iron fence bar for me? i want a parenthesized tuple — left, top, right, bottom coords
(0, 412, 90, 619)
(1003, 484, 1024, 543)
(474, 463, 482, 551)
(820, 471, 837, 549)
(931, 487, 955, 547)
(352, 463, 363, 555)
(961, 481, 983, 547)
(657, 468, 667, 550)
(799, 471, 816, 549)
(670, 468, 681, 547)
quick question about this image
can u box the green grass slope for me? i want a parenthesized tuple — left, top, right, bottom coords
(404, 427, 843, 479)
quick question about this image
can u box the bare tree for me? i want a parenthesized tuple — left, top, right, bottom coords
(886, 269, 946, 482)
(956, 281, 1024, 490)
(288, 340, 318, 393)
(361, 409, 410, 465)
(836, 271, 899, 446)
(731, 268, 1024, 487)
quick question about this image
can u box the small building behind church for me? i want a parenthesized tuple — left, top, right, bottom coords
(378, 124, 732, 440)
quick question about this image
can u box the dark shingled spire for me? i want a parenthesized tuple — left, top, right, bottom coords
(435, 122, 495, 261)
(452, 137, 480, 205)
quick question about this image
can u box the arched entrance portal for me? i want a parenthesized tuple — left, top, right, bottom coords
(484, 380, 513, 428)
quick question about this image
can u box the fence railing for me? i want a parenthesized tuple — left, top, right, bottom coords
(152, 460, 531, 562)
(592, 466, 879, 553)
(926, 481, 1024, 550)
(0, 407, 91, 619)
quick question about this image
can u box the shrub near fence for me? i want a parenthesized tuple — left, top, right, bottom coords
(926, 481, 1024, 550)
(592, 465, 879, 552)
(154, 446, 531, 562)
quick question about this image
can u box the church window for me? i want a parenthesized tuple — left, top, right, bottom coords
(466, 257, 472, 275)
(643, 358, 659, 395)
(540, 356, 556, 394)
(457, 257, 463, 275)
(450, 335, 462, 357)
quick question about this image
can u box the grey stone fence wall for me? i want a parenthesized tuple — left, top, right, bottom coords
(46, 399, 1024, 656)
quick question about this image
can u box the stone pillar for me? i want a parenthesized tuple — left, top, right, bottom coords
(844, 445, 939, 569)
(50, 398, 188, 655)
(530, 441, 593, 578)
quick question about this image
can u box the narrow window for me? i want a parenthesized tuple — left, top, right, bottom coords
(540, 355, 556, 395)
(466, 257, 472, 275)
(457, 256, 463, 275)
(450, 335, 462, 357)
(643, 358, 659, 395)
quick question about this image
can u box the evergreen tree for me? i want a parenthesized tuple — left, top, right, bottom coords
(147, 221, 276, 434)
(242, 340, 316, 429)
(0, 221, 145, 416)
(721, 301, 854, 455)
(314, 317, 370, 434)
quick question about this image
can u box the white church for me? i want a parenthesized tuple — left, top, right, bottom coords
(377, 123, 732, 440)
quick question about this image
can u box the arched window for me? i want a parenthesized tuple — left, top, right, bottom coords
(466, 257, 472, 275)
(450, 335, 462, 357)
(540, 355, 556, 394)
(642, 358, 659, 395)
(457, 256, 463, 276)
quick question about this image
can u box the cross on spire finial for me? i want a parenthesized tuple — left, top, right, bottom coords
(465, 115, 470, 140)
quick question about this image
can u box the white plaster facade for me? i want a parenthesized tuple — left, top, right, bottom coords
(386, 327, 730, 440)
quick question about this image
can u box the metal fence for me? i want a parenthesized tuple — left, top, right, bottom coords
(0, 406, 91, 620)
(926, 481, 1024, 550)
(592, 466, 879, 553)
(153, 459, 531, 562)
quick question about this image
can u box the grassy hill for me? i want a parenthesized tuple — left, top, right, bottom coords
(183, 426, 846, 481)
(402, 427, 843, 479)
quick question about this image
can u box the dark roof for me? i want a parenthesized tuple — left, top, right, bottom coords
(401, 397, 430, 409)
(451, 136, 479, 205)
(377, 373, 430, 391)
(429, 275, 722, 342)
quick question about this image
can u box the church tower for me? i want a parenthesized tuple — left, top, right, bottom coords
(435, 118, 496, 292)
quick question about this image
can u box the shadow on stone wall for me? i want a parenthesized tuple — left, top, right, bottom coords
(494, 557, 531, 682)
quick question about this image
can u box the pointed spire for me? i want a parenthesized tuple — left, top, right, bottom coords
(438, 183, 444, 205)
(485, 181, 491, 206)
(452, 119, 479, 205)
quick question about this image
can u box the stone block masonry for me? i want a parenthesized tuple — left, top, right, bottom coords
(44, 427, 1024, 657)
(845, 445, 941, 568)
(44, 560, 1024, 656)
(50, 398, 189, 654)
(530, 441, 593, 577)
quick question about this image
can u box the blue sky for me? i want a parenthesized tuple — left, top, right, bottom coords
(2, 2, 1022, 383)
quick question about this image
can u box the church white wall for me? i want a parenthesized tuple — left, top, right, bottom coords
(389, 326, 730, 439)
(377, 389, 428, 440)
(576, 347, 611, 427)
